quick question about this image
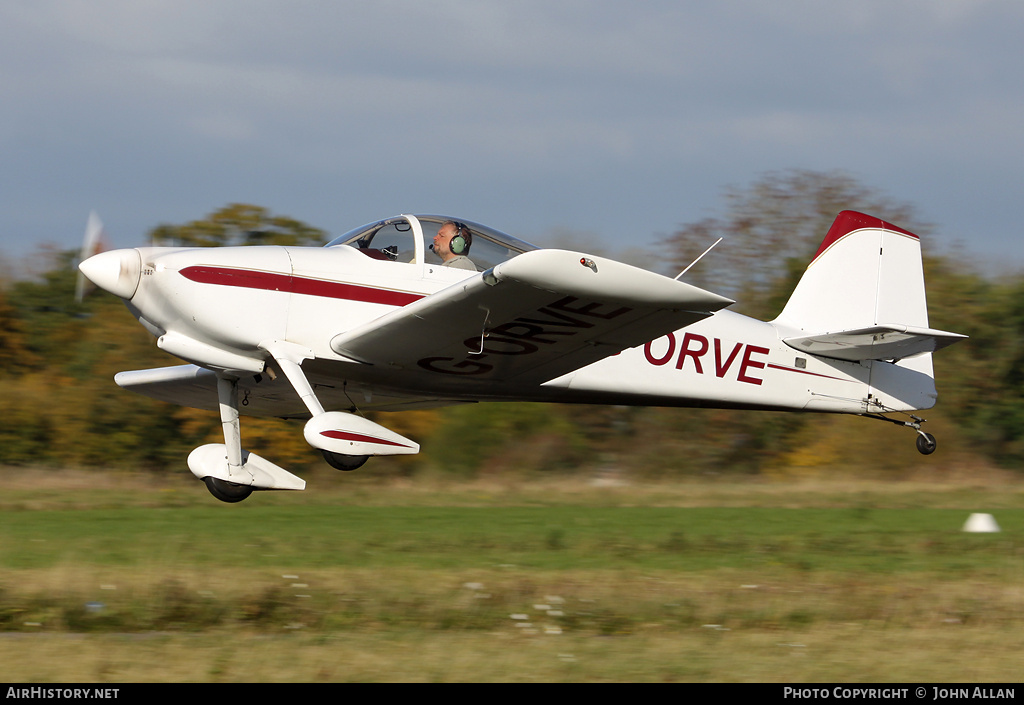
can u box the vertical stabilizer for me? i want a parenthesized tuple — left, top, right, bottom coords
(772, 211, 965, 413)
(773, 211, 929, 334)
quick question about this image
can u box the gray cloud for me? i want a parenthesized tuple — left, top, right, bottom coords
(1, 1, 1022, 269)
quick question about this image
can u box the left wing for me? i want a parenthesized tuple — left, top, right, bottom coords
(330, 249, 733, 384)
(114, 364, 474, 415)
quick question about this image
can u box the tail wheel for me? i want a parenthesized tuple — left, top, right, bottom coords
(321, 450, 369, 472)
(204, 476, 254, 503)
(915, 432, 937, 455)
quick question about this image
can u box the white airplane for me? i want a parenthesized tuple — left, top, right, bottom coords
(78, 211, 965, 502)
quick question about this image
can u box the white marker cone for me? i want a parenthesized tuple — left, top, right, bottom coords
(962, 513, 1000, 533)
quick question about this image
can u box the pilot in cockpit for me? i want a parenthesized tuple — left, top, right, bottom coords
(431, 221, 477, 271)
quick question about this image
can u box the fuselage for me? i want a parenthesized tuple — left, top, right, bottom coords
(94, 240, 934, 418)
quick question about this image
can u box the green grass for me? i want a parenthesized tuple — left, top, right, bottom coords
(0, 470, 1022, 681)
(2, 505, 1022, 574)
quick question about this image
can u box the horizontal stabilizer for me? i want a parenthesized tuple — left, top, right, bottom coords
(784, 325, 967, 362)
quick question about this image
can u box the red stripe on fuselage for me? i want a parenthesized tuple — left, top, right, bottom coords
(179, 266, 424, 307)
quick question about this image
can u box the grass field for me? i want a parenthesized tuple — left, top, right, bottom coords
(0, 468, 1022, 682)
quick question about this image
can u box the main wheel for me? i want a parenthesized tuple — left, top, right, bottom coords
(916, 432, 937, 455)
(321, 450, 369, 472)
(204, 476, 254, 503)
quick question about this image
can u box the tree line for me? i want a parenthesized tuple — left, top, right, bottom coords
(1, 175, 1020, 478)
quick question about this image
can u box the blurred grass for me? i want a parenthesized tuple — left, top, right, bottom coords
(3, 504, 1023, 574)
(0, 468, 1022, 681)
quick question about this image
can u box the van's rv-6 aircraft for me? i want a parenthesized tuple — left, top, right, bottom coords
(78, 211, 965, 502)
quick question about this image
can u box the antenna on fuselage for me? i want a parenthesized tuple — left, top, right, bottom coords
(674, 237, 723, 280)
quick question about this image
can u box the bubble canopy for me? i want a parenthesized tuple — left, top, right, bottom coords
(325, 215, 538, 271)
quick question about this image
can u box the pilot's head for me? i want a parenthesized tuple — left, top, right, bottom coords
(435, 220, 472, 260)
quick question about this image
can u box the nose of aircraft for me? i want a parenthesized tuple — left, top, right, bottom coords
(78, 248, 142, 300)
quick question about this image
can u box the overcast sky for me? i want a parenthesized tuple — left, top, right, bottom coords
(2, 1, 1021, 271)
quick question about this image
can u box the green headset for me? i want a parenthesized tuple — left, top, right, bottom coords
(449, 221, 469, 255)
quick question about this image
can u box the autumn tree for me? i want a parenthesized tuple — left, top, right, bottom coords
(924, 259, 1024, 465)
(149, 203, 327, 247)
(0, 287, 36, 374)
(662, 169, 926, 319)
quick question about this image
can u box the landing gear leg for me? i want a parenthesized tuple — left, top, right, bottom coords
(863, 413, 937, 456)
(217, 375, 245, 478)
(202, 374, 255, 503)
(258, 341, 419, 468)
(187, 370, 305, 500)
